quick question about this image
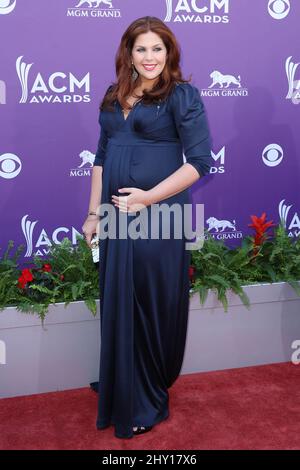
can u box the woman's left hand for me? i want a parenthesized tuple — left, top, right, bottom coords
(111, 187, 152, 213)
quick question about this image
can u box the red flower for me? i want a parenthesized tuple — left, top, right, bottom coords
(248, 212, 276, 253)
(17, 277, 26, 289)
(60, 274, 64, 281)
(17, 268, 33, 289)
(42, 263, 52, 272)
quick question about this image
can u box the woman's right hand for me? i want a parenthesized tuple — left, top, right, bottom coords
(82, 215, 99, 248)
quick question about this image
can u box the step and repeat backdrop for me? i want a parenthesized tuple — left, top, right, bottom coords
(0, 0, 299, 262)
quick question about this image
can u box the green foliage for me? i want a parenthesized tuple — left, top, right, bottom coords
(0, 236, 99, 322)
(189, 224, 300, 312)
(1, 221, 300, 321)
(0, 240, 24, 309)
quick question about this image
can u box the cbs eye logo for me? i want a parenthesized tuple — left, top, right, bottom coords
(0, 153, 22, 179)
(262, 144, 283, 167)
(0, 0, 16, 16)
(268, 0, 290, 20)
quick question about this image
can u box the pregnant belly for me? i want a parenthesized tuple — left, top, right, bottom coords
(103, 142, 183, 198)
(101, 142, 191, 239)
(128, 144, 182, 190)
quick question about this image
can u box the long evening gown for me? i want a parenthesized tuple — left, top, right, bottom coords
(92, 81, 213, 438)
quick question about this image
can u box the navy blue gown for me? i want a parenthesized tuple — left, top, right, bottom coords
(92, 82, 213, 439)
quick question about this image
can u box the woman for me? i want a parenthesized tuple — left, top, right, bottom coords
(82, 16, 213, 439)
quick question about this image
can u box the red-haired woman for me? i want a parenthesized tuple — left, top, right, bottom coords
(82, 16, 213, 439)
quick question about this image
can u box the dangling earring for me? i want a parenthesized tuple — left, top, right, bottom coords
(131, 62, 138, 82)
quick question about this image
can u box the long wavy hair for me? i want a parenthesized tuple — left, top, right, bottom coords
(100, 16, 192, 113)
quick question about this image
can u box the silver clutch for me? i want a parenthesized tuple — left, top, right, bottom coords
(91, 233, 100, 263)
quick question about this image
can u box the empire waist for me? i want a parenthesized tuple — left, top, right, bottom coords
(108, 132, 181, 147)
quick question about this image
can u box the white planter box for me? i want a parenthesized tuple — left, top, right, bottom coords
(0, 281, 299, 399)
(0, 302, 101, 399)
(182, 281, 300, 374)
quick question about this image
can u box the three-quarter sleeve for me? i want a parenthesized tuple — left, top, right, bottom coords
(93, 122, 108, 167)
(171, 83, 213, 178)
(93, 85, 113, 167)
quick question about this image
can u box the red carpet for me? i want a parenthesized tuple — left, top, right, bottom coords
(0, 362, 299, 450)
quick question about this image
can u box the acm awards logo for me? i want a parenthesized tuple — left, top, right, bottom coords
(67, 0, 121, 18)
(201, 69, 248, 98)
(21, 215, 83, 258)
(279, 199, 300, 239)
(164, 0, 229, 24)
(285, 56, 300, 105)
(69, 150, 97, 177)
(268, 0, 290, 19)
(0, 0, 16, 15)
(16, 56, 91, 104)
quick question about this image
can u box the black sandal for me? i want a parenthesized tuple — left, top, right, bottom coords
(132, 425, 153, 435)
(89, 382, 99, 393)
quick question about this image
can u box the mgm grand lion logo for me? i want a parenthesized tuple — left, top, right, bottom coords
(209, 70, 241, 89)
(75, 0, 113, 7)
(202, 69, 248, 97)
(67, 0, 119, 17)
(206, 217, 243, 240)
(69, 150, 97, 177)
(207, 217, 236, 232)
(78, 150, 96, 167)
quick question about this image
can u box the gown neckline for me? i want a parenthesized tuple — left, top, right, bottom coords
(119, 97, 143, 123)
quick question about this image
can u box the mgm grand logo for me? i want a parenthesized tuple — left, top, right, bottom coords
(67, 0, 121, 17)
(205, 216, 243, 240)
(201, 69, 249, 98)
(164, 0, 229, 24)
(69, 150, 97, 177)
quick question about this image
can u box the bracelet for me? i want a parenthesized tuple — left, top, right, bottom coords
(88, 211, 98, 217)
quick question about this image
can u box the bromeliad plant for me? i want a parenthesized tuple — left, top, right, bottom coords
(0, 213, 300, 319)
(190, 212, 300, 311)
(248, 212, 276, 256)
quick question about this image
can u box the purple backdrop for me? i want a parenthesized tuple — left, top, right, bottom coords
(1, 0, 299, 262)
